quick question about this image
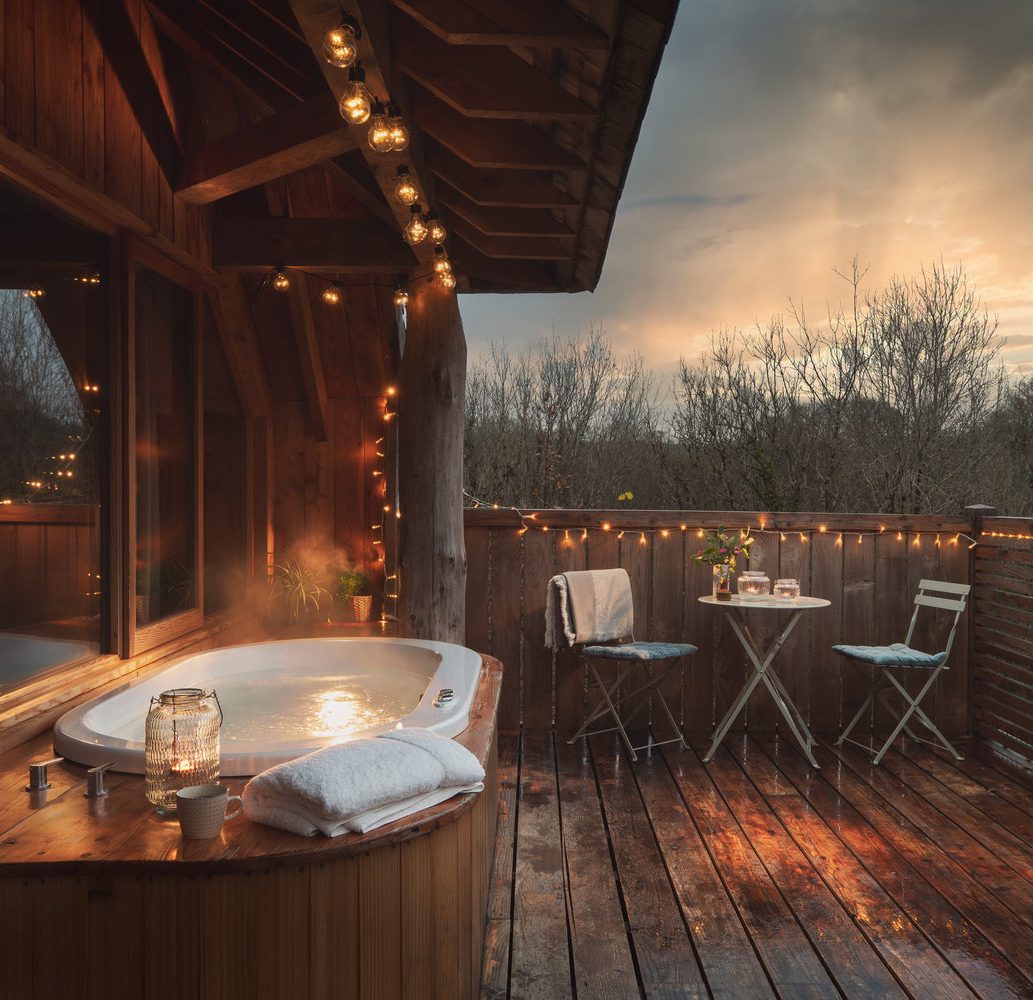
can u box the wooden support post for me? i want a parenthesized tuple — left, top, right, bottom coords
(963, 502, 997, 738)
(398, 278, 467, 642)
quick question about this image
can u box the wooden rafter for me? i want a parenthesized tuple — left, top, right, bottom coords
(289, 0, 437, 271)
(392, 14, 597, 120)
(446, 216, 572, 260)
(411, 88, 585, 171)
(426, 144, 576, 207)
(210, 275, 273, 418)
(176, 93, 355, 204)
(451, 236, 559, 290)
(389, 0, 609, 49)
(437, 184, 574, 237)
(287, 273, 330, 441)
(212, 217, 416, 271)
(147, 0, 305, 112)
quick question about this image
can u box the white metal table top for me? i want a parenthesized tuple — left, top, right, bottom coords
(698, 595, 831, 610)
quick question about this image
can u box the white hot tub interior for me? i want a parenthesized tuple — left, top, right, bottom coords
(54, 638, 482, 776)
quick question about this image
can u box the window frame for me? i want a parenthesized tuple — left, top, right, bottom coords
(118, 236, 205, 657)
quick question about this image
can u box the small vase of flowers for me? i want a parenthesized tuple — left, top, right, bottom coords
(693, 527, 754, 601)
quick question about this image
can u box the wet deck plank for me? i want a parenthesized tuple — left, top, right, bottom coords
(483, 732, 1033, 999)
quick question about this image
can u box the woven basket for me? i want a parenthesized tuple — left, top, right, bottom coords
(350, 595, 373, 623)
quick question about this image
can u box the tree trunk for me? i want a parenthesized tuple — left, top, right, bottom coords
(398, 277, 467, 642)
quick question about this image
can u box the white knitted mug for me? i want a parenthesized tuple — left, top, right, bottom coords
(176, 783, 243, 839)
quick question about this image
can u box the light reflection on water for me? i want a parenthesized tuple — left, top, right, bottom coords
(213, 672, 427, 744)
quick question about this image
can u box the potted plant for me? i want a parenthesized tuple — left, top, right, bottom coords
(692, 527, 754, 600)
(272, 559, 329, 626)
(336, 570, 373, 622)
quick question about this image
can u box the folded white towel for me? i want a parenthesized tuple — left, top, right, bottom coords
(242, 728, 485, 837)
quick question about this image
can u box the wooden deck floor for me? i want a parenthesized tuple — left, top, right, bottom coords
(481, 729, 1033, 1000)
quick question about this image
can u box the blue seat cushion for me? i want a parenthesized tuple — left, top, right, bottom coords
(832, 642, 947, 668)
(583, 641, 697, 661)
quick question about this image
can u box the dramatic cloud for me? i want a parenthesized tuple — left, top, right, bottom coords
(459, 0, 1033, 375)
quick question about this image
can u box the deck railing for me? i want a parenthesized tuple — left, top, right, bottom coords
(464, 508, 976, 740)
(0, 504, 99, 630)
(970, 516, 1033, 763)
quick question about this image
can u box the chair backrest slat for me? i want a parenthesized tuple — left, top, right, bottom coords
(914, 593, 967, 613)
(904, 579, 969, 658)
(917, 578, 970, 596)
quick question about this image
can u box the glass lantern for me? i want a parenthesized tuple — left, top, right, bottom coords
(773, 578, 801, 599)
(737, 570, 771, 597)
(145, 688, 222, 814)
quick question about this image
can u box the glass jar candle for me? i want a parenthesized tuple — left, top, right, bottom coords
(773, 578, 801, 599)
(145, 688, 222, 814)
(737, 570, 770, 597)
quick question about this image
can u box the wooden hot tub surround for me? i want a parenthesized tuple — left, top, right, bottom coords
(0, 655, 501, 1000)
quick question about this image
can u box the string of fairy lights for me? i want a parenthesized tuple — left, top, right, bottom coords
(371, 387, 400, 621)
(321, 13, 458, 292)
(258, 266, 432, 312)
(462, 491, 989, 551)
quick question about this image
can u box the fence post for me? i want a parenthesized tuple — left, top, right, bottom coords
(962, 503, 997, 737)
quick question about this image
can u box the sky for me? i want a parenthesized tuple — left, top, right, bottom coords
(458, 0, 1033, 377)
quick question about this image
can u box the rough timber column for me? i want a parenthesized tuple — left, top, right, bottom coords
(398, 277, 467, 642)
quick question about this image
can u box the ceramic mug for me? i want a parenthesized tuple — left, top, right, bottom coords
(176, 783, 243, 839)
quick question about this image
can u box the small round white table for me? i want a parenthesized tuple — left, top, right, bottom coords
(699, 594, 831, 767)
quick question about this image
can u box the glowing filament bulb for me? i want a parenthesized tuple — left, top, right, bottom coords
(367, 102, 394, 152)
(387, 104, 409, 151)
(403, 204, 428, 245)
(23, 287, 45, 299)
(434, 245, 452, 275)
(439, 271, 457, 289)
(339, 66, 372, 124)
(322, 283, 343, 305)
(426, 212, 447, 243)
(322, 21, 359, 68)
(394, 165, 418, 205)
(393, 286, 409, 307)
(271, 266, 290, 291)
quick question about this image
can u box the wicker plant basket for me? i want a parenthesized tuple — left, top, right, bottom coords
(350, 595, 373, 622)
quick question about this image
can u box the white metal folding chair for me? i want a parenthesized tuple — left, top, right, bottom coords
(834, 579, 970, 764)
(552, 569, 697, 762)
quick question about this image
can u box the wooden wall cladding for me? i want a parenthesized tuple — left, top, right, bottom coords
(465, 509, 973, 737)
(971, 516, 1033, 764)
(272, 397, 390, 611)
(0, 505, 98, 630)
(0, 0, 208, 263)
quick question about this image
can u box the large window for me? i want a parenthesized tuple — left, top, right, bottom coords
(0, 189, 107, 694)
(126, 246, 203, 653)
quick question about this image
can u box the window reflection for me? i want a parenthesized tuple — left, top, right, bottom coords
(135, 267, 196, 626)
(0, 263, 104, 691)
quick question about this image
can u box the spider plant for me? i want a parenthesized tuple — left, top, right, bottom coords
(273, 559, 329, 625)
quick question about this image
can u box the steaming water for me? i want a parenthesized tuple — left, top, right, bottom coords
(118, 671, 428, 744)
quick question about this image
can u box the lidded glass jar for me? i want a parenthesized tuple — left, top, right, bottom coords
(145, 688, 222, 813)
(737, 570, 770, 597)
(773, 578, 801, 599)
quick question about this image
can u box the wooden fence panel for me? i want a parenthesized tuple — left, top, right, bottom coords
(0, 506, 98, 632)
(465, 509, 976, 739)
(971, 517, 1033, 763)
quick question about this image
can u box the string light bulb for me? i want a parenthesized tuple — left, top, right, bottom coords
(394, 286, 409, 307)
(271, 266, 290, 291)
(339, 65, 372, 124)
(322, 19, 359, 68)
(322, 282, 343, 305)
(394, 165, 418, 205)
(439, 271, 457, 290)
(387, 104, 409, 151)
(76, 271, 101, 286)
(367, 102, 393, 152)
(403, 204, 428, 245)
(433, 244, 452, 275)
(426, 212, 447, 243)
(23, 287, 44, 299)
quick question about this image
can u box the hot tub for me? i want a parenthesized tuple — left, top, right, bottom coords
(54, 637, 482, 775)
